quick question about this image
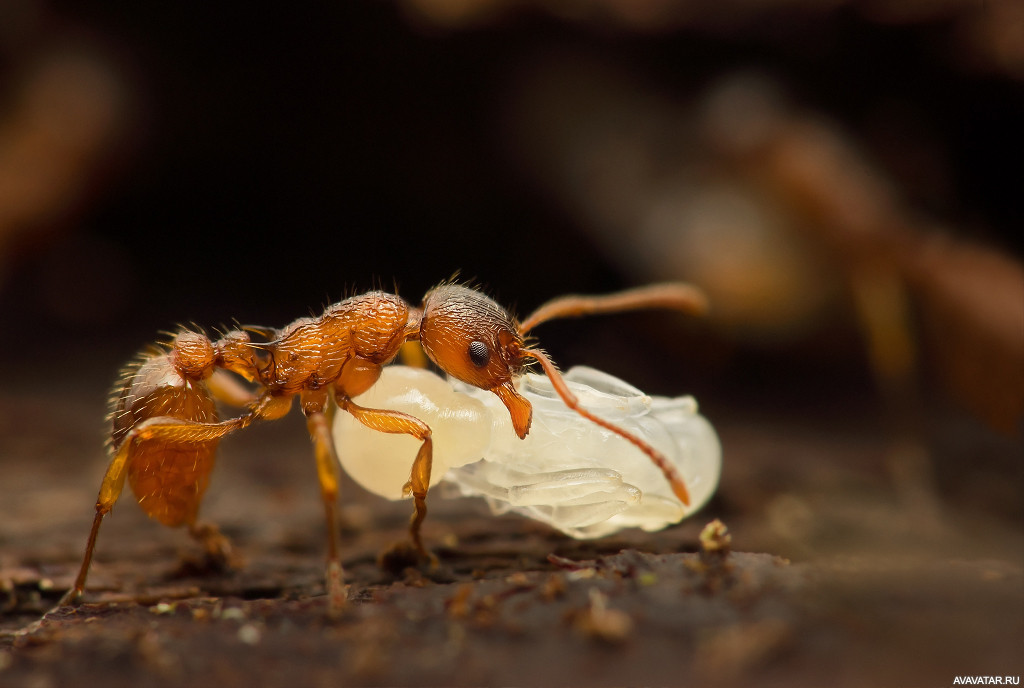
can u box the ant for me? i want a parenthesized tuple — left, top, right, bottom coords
(60, 282, 707, 615)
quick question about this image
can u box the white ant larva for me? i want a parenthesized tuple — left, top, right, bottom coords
(334, 365, 721, 538)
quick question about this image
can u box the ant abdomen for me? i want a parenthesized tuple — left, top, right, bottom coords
(109, 333, 222, 527)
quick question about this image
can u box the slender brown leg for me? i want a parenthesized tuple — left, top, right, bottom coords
(60, 414, 252, 606)
(60, 426, 138, 606)
(304, 403, 348, 616)
(122, 413, 256, 445)
(336, 397, 436, 565)
(59, 510, 107, 606)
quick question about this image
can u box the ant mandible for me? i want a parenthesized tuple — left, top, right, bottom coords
(60, 282, 707, 616)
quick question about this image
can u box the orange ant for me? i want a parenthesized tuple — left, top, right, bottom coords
(60, 282, 707, 615)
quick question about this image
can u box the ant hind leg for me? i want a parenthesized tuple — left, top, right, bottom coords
(59, 433, 136, 606)
(61, 414, 252, 606)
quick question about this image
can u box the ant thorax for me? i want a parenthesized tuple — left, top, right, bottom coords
(260, 292, 414, 393)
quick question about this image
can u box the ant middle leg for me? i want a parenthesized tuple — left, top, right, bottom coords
(301, 389, 348, 616)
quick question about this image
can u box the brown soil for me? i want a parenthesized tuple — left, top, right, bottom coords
(1, 379, 1021, 688)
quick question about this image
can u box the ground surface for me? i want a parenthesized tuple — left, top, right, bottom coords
(1, 370, 1021, 688)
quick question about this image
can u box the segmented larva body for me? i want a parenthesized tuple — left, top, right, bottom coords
(334, 365, 721, 538)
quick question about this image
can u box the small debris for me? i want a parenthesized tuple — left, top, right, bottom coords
(695, 519, 736, 594)
(547, 553, 587, 570)
(571, 589, 633, 644)
(540, 574, 567, 601)
(221, 607, 247, 622)
(699, 519, 732, 555)
(567, 568, 597, 581)
(445, 583, 474, 619)
(237, 623, 262, 645)
(505, 572, 531, 587)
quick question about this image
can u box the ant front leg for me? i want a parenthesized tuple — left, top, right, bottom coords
(335, 395, 437, 570)
(300, 389, 348, 616)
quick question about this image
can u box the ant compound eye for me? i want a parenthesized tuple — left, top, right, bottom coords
(468, 340, 491, 368)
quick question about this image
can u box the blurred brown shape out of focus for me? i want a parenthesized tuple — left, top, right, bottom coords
(907, 238, 1024, 434)
(503, 59, 1023, 436)
(704, 77, 1024, 435)
(0, 28, 133, 302)
(402, 0, 1024, 79)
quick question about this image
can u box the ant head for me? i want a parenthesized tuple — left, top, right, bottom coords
(419, 284, 533, 438)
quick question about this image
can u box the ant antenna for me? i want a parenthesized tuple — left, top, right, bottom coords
(518, 282, 708, 334)
(519, 348, 692, 506)
(515, 282, 709, 506)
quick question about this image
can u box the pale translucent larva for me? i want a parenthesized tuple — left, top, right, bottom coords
(333, 365, 721, 539)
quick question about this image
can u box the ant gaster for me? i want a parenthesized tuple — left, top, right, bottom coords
(61, 282, 707, 615)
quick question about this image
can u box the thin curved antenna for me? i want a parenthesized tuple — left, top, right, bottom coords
(518, 282, 708, 335)
(520, 348, 691, 506)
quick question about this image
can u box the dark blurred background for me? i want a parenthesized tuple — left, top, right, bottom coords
(1, 6, 1022, 683)
(0, 0, 1021, 515)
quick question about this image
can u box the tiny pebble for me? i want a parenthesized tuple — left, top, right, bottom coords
(238, 623, 261, 645)
(222, 607, 247, 621)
